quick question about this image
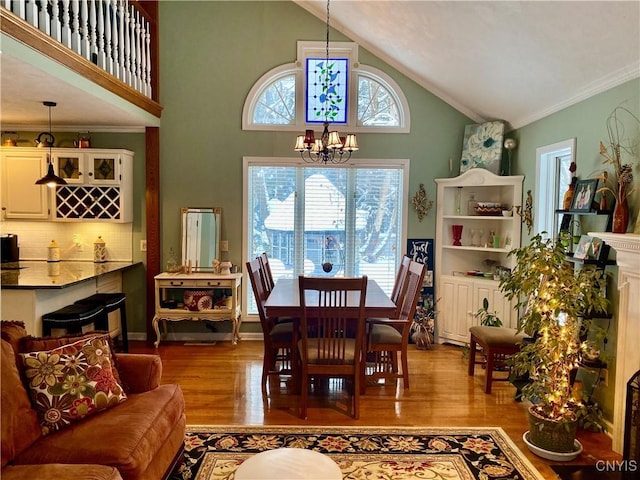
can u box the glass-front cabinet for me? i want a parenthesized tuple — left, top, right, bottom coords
(435, 169, 524, 345)
(52, 150, 121, 185)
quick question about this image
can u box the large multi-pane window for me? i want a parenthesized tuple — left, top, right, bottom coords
(245, 158, 407, 315)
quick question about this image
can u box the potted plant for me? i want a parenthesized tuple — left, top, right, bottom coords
(500, 234, 608, 455)
(474, 297, 503, 327)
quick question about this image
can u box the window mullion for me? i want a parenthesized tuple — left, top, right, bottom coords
(343, 169, 357, 276)
(293, 168, 305, 276)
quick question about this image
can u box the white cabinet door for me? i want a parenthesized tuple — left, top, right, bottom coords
(439, 276, 474, 344)
(52, 151, 121, 185)
(1, 150, 50, 219)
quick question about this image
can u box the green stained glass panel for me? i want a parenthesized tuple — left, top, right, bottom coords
(306, 57, 348, 124)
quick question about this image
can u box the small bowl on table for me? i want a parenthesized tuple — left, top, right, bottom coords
(502, 209, 513, 217)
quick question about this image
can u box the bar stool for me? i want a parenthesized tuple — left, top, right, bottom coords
(75, 293, 128, 352)
(42, 303, 106, 337)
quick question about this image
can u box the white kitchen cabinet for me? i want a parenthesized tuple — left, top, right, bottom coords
(1, 147, 133, 223)
(52, 150, 123, 185)
(51, 148, 133, 222)
(1, 148, 50, 219)
(435, 169, 523, 345)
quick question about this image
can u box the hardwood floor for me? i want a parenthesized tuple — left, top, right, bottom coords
(129, 339, 620, 479)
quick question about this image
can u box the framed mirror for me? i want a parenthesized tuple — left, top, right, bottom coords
(181, 207, 221, 271)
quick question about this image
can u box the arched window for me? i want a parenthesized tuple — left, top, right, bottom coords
(253, 73, 296, 125)
(242, 42, 409, 133)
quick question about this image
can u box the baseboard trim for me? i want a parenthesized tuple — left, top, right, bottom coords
(127, 331, 263, 342)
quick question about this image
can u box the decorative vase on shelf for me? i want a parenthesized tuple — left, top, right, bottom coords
(452, 224, 463, 246)
(563, 177, 577, 210)
(612, 186, 629, 233)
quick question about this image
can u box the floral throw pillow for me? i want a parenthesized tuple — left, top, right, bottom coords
(19, 334, 127, 435)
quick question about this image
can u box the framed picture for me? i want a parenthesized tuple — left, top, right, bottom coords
(570, 179, 598, 212)
(589, 238, 610, 261)
(460, 121, 504, 174)
(573, 235, 592, 260)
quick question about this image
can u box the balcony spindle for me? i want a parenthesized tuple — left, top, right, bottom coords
(97, 0, 105, 68)
(80, 0, 90, 60)
(104, 1, 112, 74)
(88, 0, 97, 63)
(61, 0, 71, 48)
(118, 0, 125, 81)
(133, 9, 141, 91)
(38, 0, 50, 36)
(110, 0, 119, 76)
(25, 0, 38, 28)
(2, 0, 154, 99)
(71, 0, 81, 54)
(14, 0, 25, 18)
(123, 4, 131, 83)
(51, 0, 61, 42)
(142, 17, 150, 96)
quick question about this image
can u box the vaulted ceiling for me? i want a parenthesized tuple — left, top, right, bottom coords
(295, 0, 640, 129)
(1, 1, 638, 131)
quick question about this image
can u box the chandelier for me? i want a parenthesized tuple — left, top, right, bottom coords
(35, 101, 67, 187)
(294, 0, 358, 164)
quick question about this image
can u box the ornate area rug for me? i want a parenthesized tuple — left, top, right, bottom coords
(169, 425, 544, 480)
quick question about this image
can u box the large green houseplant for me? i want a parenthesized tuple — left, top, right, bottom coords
(500, 234, 608, 454)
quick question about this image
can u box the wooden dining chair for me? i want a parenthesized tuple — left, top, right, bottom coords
(297, 275, 368, 420)
(246, 258, 295, 394)
(390, 255, 411, 308)
(258, 252, 275, 294)
(365, 260, 426, 390)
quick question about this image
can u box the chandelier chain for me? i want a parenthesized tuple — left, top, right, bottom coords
(293, 0, 359, 164)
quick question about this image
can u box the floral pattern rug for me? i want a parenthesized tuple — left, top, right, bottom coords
(170, 426, 544, 480)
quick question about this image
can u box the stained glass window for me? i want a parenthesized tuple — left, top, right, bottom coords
(305, 57, 348, 124)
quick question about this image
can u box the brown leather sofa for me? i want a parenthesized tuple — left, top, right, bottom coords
(1, 322, 186, 480)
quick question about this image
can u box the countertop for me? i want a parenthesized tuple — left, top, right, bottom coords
(1, 261, 142, 289)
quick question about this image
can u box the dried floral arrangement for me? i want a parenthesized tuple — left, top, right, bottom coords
(595, 106, 639, 207)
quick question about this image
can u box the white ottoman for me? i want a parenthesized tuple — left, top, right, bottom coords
(234, 447, 342, 480)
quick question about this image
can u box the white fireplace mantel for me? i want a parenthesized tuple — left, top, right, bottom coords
(589, 232, 640, 454)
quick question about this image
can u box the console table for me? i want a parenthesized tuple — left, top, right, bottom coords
(152, 272, 242, 347)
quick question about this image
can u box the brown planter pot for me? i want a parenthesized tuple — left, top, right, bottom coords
(527, 406, 578, 453)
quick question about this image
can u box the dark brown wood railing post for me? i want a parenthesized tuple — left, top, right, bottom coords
(145, 126, 161, 344)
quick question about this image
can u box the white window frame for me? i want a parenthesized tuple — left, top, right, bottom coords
(242, 41, 410, 133)
(535, 138, 576, 238)
(241, 156, 410, 322)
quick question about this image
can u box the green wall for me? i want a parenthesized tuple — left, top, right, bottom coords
(511, 78, 639, 239)
(511, 78, 639, 426)
(158, 0, 472, 266)
(157, 1, 473, 335)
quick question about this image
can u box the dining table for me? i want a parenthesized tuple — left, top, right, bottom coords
(264, 277, 397, 319)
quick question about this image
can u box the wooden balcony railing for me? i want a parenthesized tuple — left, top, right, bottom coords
(1, 0, 160, 116)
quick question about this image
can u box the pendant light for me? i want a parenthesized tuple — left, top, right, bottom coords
(35, 101, 67, 188)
